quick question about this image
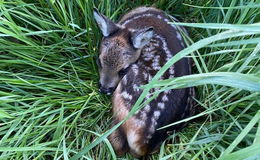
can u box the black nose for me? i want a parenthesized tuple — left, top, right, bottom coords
(98, 84, 115, 95)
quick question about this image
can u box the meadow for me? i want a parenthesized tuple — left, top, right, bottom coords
(0, 0, 259, 159)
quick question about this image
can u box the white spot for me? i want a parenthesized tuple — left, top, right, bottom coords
(169, 66, 175, 75)
(149, 122, 155, 131)
(157, 15, 163, 19)
(134, 118, 145, 127)
(158, 102, 165, 110)
(164, 18, 169, 22)
(149, 125, 155, 133)
(140, 111, 147, 120)
(149, 117, 157, 133)
(153, 111, 161, 120)
(144, 105, 151, 112)
(121, 91, 132, 100)
(162, 95, 168, 102)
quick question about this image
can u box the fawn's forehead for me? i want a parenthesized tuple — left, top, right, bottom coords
(99, 30, 133, 69)
(100, 29, 132, 51)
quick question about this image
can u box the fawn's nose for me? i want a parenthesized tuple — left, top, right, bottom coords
(98, 83, 115, 95)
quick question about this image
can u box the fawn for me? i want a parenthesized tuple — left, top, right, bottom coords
(94, 6, 195, 157)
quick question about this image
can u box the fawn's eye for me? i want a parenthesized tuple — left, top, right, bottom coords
(96, 58, 102, 68)
(118, 66, 130, 76)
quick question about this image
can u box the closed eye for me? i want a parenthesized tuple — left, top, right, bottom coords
(118, 66, 130, 76)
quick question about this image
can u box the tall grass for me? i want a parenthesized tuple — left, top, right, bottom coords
(0, 0, 259, 159)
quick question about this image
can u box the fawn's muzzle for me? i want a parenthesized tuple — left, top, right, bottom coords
(98, 83, 115, 95)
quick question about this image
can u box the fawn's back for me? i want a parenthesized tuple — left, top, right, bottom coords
(94, 6, 194, 157)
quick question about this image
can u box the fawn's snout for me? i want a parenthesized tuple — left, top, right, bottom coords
(98, 82, 115, 95)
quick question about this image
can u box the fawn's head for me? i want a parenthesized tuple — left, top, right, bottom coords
(94, 8, 154, 95)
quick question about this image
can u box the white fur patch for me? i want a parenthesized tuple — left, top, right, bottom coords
(140, 111, 147, 121)
(134, 118, 146, 127)
(169, 75, 174, 78)
(158, 102, 165, 110)
(146, 110, 161, 140)
(144, 104, 151, 112)
(149, 118, 156, 132)
(164, 18, 169, 22)
(153, 111, 161, 120)
(147, 135, 152, 139)
(157, 15, 163, 19)
(162, 94, 168, 102)
(169, 66, 175, 75)
(121, 91, 132, 100)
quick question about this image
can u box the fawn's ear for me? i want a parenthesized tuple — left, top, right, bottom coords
(131, 27, 154, 49)
(93, 8, 119, 37)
